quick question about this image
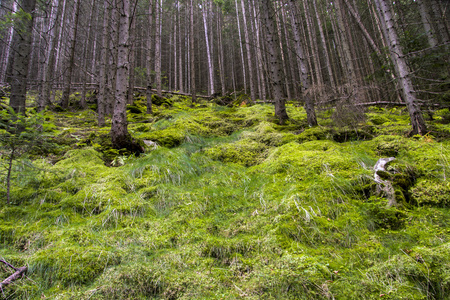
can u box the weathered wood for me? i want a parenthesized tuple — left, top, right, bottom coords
(0, 260, 27, 289)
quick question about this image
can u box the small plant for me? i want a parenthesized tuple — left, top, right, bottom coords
(0, 106, 49, 204)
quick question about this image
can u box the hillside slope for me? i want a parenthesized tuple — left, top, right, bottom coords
(1, 96, 450, 299)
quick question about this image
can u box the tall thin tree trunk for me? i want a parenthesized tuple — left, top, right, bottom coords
(60, 0, 81, 109)
(417, 0, 438, 47)
(39, 0, 63, 111)
(190, 0, 197, 102)
(97, 0, 110, 126)
(127, 6, 136, 104)
(275, 1, 291, 100)
(235, 0, 246, 94)
(0, 1, 17, 84)
(155, 0, 162, 96)
(252, 0, 266, 100)
(81, 0, 98, 109)
(202, 0, 214, 95)
(374, 0, 427, 135)
(342, 0, 382, 56)
(146, 0, 154, 114)
(429, 0, 450, 44)
(217, 6, 226, 96)
(177, 1, 183, 92)
(260, 0, 289, 124)
(289, 0, 317, 126)
(111, 0, 142, 153)
(9, 0, 37, 114)
(240, 0, 255, 101)
(302, 0, 323, 90)
(312, 0, 335, 88)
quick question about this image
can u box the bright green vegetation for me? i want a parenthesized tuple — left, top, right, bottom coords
(1, 95, 450, 299)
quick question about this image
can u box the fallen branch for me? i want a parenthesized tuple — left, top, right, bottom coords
(0, 260, 27, 290)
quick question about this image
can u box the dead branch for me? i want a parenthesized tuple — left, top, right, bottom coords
(0, 260, 27, 290)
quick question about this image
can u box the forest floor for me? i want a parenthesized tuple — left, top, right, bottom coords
(1, 93, 450, 299)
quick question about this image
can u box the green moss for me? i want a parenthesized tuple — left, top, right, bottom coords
(152, 94, 173, 106)
(411, 179, 450, 207)
(139, 128, 185, 148)
(205, 138, 267, 166)
(252, 141, 357, 178)
(367, 113, 390, 125)
(31, 246, 120, 286)
(297, 126, 331, 142)
(126, 104, 143, 114)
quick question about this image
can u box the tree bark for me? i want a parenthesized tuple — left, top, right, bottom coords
(235, 0, 246, 94)
(202, 0, 215, 96)
(154, 0, 162, 97)
(190, 0, 197, 102)
(9, 0, 37, 114)
(288, 0, 317, 126)
(39, 0, 63, 111)
(0, 264, 27, 289)
(127, 5, 136, 105)
(260, 0, 289, 124)
(342, 0, 382, 57)
(60, 0, 81, 109)
(240, 0, 255, 101)
(98, 0, 111, 126)
(81, 0, 98, 109)
(0, 1, 17, 84)
(251, 0, 266, 100)
(312, 0, 335, 88)
(374, 0, 427, 135)
(417, 0, 438, 48)
(111, 0, 141, 153)
(146, 0, 154, 114)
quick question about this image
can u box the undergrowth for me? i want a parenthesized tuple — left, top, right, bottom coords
(1, 95, 450, 299)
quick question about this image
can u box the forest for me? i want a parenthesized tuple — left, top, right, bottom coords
(0, 0, 450, 299)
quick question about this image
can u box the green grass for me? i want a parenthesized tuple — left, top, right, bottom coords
(1, 97, 450, 299)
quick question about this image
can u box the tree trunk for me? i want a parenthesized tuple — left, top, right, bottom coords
(288, 0, 317, 126)
(39, 0, 63, 111)
(155, 0, 162, 97)
(217, 6, 226, 96)
(260, 0, 289, 124)
(312, 0, 335, 88)
(110, 0, 142, 153)
(429, 0, 450, 45)
(235, 0, 246, 94)
(252, 0, 266, 100)
(342, 0, 382, 57)
(202, 0, 215, 96)
(9, 0, 37, 114)
(81, 0, 98, 109)
(417, 0, 438, 48)
(190, 0, 196, 102)
(240, 0, 255, 101)
(127, 6, 136, 105)
(60, 0, 81, 109)
(0, 1, 17, 84)
(146, 0, 154, 114)
(374, 0, 427, 135)
(98, 0, 110, 126)
(177, 2, 183, 92)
